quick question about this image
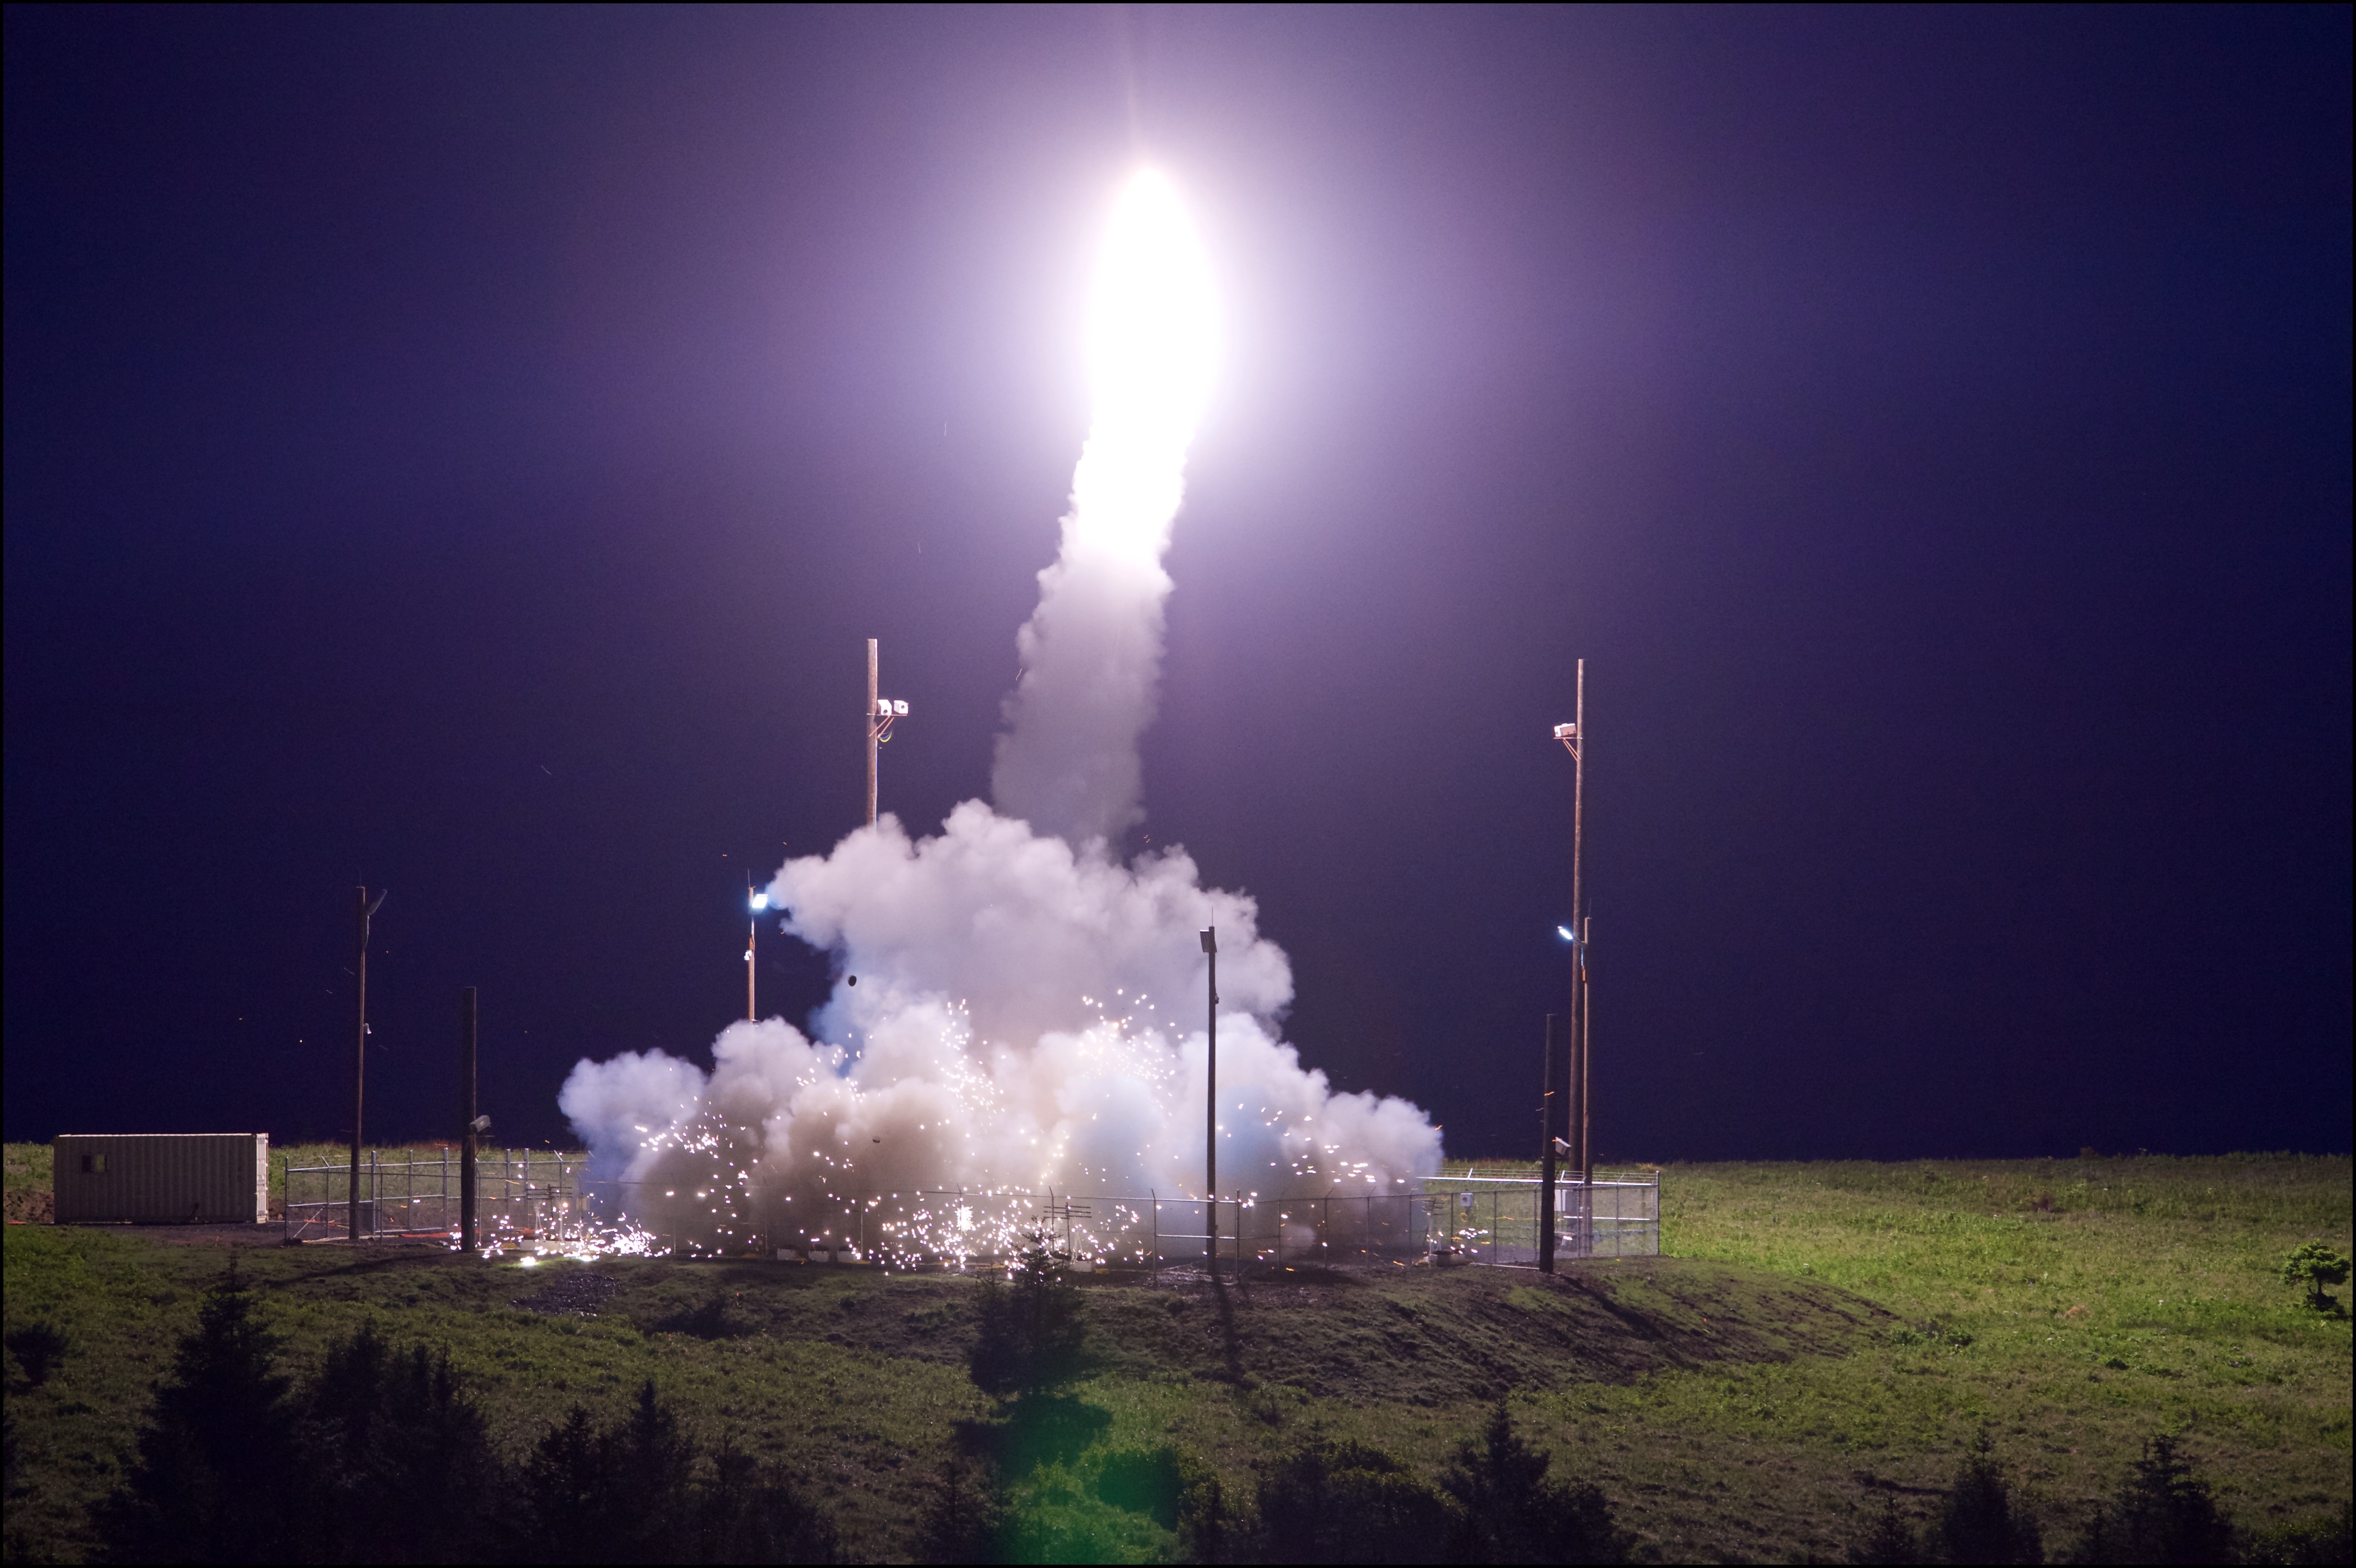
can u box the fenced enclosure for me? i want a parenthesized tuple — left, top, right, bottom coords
(284, 1154, 1658, 1269)
(1419, 1169, 1661, 1265)
(634, 1170, 1656, 1273)
(747, 1189, 1434, 1273)
(283, 1150, 586, 1244)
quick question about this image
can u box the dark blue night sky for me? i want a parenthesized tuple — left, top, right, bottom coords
(5, 7, 2348, 1158)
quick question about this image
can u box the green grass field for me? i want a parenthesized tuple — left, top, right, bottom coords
(5, 1149, 2347, 1562)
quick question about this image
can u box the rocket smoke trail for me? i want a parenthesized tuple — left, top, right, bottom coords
(560, 173, 1440, 1258)
(991, 173, 1213, 846)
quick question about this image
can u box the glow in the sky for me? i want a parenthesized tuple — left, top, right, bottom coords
(1069, 169, 1220, 562)
(557, 168, 1441, 1262)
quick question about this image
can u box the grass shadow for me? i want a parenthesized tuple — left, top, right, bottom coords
(962, 1392, 1114, 1478)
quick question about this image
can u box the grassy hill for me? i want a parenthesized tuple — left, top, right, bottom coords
(4, 1150, 2348, 1562)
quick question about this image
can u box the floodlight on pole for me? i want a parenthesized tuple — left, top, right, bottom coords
(745, 878, 759, 1022)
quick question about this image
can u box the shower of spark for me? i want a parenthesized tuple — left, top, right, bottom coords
(559, 171, 1441, 1264)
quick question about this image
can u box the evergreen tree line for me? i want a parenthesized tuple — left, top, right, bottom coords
(84, 1263, 835, 1565)
(914, 1404, 2350, 1566)
(1843, 1430, 2351, 1568)
(943, 1244, 2348, 1566)
(48, 1258, 2352, 1566)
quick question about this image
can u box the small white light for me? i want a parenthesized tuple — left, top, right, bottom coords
(751, 892, 769, 910)
(520, 1255, 539, 1268)
(1557, 926, 1575, 942)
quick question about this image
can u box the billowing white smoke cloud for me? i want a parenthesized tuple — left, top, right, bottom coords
(560, 173, 1440, 1255)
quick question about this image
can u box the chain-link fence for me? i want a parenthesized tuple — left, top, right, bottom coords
(730, 1188, 1434, 1273)
(611, 1173, 1655, 1272)
(1418, 1170, 1661, 1265)
(284, 1150, 586, 1245)
(286, 1157, 1658, 1269)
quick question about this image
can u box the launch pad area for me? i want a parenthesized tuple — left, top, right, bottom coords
(278, 1154, 1659, 1272)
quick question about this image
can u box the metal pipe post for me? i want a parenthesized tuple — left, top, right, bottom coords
(349, 886, 371, 1243)
(460, 986, 479, 1252)
(1580, 920, 1594, 1187)
(1200, 926, 1219, 1276)
(1539, 1012, 1560, 1274)
(1569, 660, 1587, 1178)
(865, 638, 880, 827)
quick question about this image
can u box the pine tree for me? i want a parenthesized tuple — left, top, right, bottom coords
(96, 1258, 299, 1564)
(968, 1237, 1086, 1396)
(2069, 1436, 2236, 1565)
(1438, 1399, 1628, 1564)
(919, 1456, 1003, 1564)
(1928, 1432, 2042, 1565)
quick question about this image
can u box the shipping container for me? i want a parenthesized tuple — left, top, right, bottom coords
(53, 1134, 269, 1224)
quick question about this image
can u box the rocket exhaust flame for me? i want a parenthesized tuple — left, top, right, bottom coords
(560, 172, 1440, 1259)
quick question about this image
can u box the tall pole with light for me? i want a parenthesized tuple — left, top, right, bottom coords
(1200, 926, 1219, 1278)
(349, 885, 386, 1244)
(1553, 658, 1591, 1249)
(745, 878, 759, 1021)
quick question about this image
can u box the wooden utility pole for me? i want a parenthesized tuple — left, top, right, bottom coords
(1553, 662, 1592, 1253)
(349, 886, 385, 1243)
(1200, 926, 1219, 1277)
(460, 986, 479, 1252)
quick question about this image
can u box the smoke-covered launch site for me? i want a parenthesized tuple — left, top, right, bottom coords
(9, 11, 2345, 1563)
(562, 173, 1455, 1267)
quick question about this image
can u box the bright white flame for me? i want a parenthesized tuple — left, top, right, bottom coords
(1070, 169, 1219, 561)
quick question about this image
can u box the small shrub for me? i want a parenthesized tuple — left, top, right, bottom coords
(968, 1238, 1087, 1397)
(2246, 1499, 2353, 1566)
(1254, 1438, 1456, 1565)
(2278, 1242, 2350, 1311)
(1849, 1498, 1925, 1565)
(5, 1322, 68, 1388)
